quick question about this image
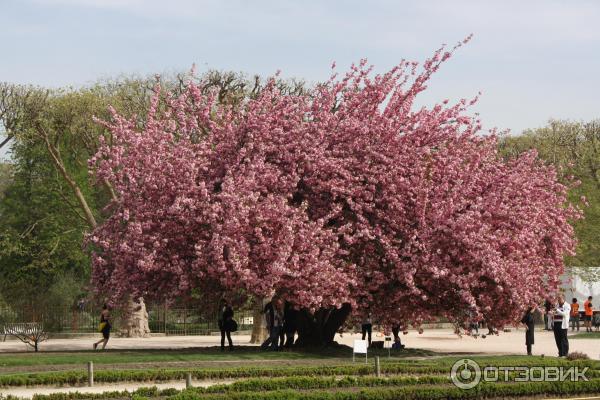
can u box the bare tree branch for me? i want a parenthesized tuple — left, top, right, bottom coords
(36, 124, 97, 228)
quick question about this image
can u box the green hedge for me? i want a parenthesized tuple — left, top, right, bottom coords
(201, 376, 449, 393)
(30, 379, 600, 400)
(33, 376, 600, 400)
(2, 365, 415, 387)
(168, 379, 600, 400)
(5, 358, 596, 388)
(31, 377, 447, 400)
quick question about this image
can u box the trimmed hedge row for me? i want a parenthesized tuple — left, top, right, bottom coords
(160, 379, 600, 400)
(1, 365, 420, 387)
(29, 378, 600, 400)
(413, 357, 598, 368)
(3, 358, 596, 388)
(32, 376, 451, 400)
(199, 376, 450, 393)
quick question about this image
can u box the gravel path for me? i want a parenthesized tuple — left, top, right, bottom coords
(0, 379, 236, 399)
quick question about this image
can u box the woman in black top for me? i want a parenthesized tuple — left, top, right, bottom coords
(218, 299, 234, 351)
(520, 306, 535, 355)
(93, 304, 111, 350)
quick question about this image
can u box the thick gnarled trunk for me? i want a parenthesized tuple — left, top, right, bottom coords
(118, 297, 151, 338)
(294, 303, 352, 347)
(250, 297, 268, 343)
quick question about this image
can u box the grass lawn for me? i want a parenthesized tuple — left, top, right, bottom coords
(571, 331, 600, 339)
(0, 346, 438, 370)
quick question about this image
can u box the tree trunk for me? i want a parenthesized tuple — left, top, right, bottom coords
(250, 297, 268, 343)
(294, 303, 352, 347)
(117, 297, 151, 338)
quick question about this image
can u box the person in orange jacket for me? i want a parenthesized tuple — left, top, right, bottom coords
(570, 298, 580, 332)
(584, 296, 593, 333)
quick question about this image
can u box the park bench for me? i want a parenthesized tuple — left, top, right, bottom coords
(2, 322, 48, 351)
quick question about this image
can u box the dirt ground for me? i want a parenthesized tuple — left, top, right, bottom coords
(346, 328, 600, 360)
(1, 328, 597, 360)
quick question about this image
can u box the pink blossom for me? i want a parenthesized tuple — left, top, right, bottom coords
(89, 42, 580, 327)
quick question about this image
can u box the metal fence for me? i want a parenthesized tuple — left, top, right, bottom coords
(0, 305, 254, 335)
(0, 305, 99, 333)
(148, 307, 254, 335)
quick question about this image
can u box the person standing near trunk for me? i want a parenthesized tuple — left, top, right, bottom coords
(283, 301, 297, 347)
(270, 299, 284, 351)
(261, 297, 276, 349)
(361, 312, 373, 346)
(552, 294, 570, 357)
(218, 299, 234, 351)
(544, 298, 553, 331)
(391, 325, 405, 350)
(520, 306, 535, 355)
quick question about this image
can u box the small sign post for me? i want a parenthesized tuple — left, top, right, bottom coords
(353, 339, 368, 364)
(384, 336, 392, 358)
(87, 361, 94, 387)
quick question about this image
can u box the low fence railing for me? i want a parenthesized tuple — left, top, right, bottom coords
(0, 305, 254, 336)
(148, 307, 254, 335)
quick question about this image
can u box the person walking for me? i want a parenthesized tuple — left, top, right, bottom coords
(520, 306, 535, 355)
(261, 297, 276, 349)
(584, 296, 593, 332)
(468, 315, 479, 336)
(218, 299, 234, 351)
(552, 294, 570, 357)
(361, 312, 373, 346)
(93, 304, 111, 350)
(270, 299, 284, 351)
(570, 298, 580, 332)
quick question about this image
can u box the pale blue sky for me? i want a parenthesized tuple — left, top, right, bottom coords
(1, 0, 600, 160)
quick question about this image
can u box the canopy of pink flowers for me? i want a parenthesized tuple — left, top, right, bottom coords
(90, 42, 580, 326)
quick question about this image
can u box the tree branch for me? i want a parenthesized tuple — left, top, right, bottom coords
(35, 124, 97, 228)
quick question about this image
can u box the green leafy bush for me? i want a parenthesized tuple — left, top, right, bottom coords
(30, 377, 600, 400)
(7, 358, 598, 389)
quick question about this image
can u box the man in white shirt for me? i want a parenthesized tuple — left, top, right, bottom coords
(551, 294, 571, 357)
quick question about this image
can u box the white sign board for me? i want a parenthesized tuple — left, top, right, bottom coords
(353, 339, 368, 353)
(352, 339, 368, 363)
(383, 336, 392, 349)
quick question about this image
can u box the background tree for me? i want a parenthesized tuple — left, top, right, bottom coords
(0, 86, 105, 313)
(500, 120, 600, 267)
(0, 135, 90, 311)
(0, 72, 305, 339)
(0, 163, 12, 200)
